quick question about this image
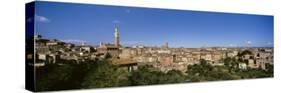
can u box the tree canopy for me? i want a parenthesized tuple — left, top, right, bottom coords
(35, 56, 273, 91)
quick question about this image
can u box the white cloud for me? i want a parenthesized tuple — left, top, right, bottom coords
(61, 39, 86, 44)
(228, 43, 238, 47)
(246, 40, 252, 44)
(35, 15, 50, 23)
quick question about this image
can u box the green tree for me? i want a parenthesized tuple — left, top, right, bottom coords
(223, 57, 239, 72)
(81, 59, 126, 88)
(165, 70, 185, 83)
(129, 65, 185, 85)
(186, 59, 239, 82)
(36, 64, 74, 91)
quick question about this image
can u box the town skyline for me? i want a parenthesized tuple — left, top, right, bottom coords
(27, 1, 274, 91)
(35, 1, 273, 48)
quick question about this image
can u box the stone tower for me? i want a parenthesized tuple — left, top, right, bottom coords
(114, 25, 120, 48)
(162, 42, 169, 49)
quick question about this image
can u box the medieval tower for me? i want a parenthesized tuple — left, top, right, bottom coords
(114, 25, 120, 48)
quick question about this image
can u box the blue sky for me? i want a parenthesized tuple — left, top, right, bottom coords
(34, 1, 273, 48)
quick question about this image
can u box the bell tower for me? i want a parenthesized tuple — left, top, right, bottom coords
(114, 25, 120, 48)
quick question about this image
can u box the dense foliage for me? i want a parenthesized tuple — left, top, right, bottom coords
(81, 59, 129, 88)
(35, 57, 273, 91)
(129, 65, 186, 85)
(186, 59, 239, 82)
(186, 59, 273, 82)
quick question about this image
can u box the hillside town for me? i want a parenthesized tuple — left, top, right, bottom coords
(32, 26, 273, 73)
